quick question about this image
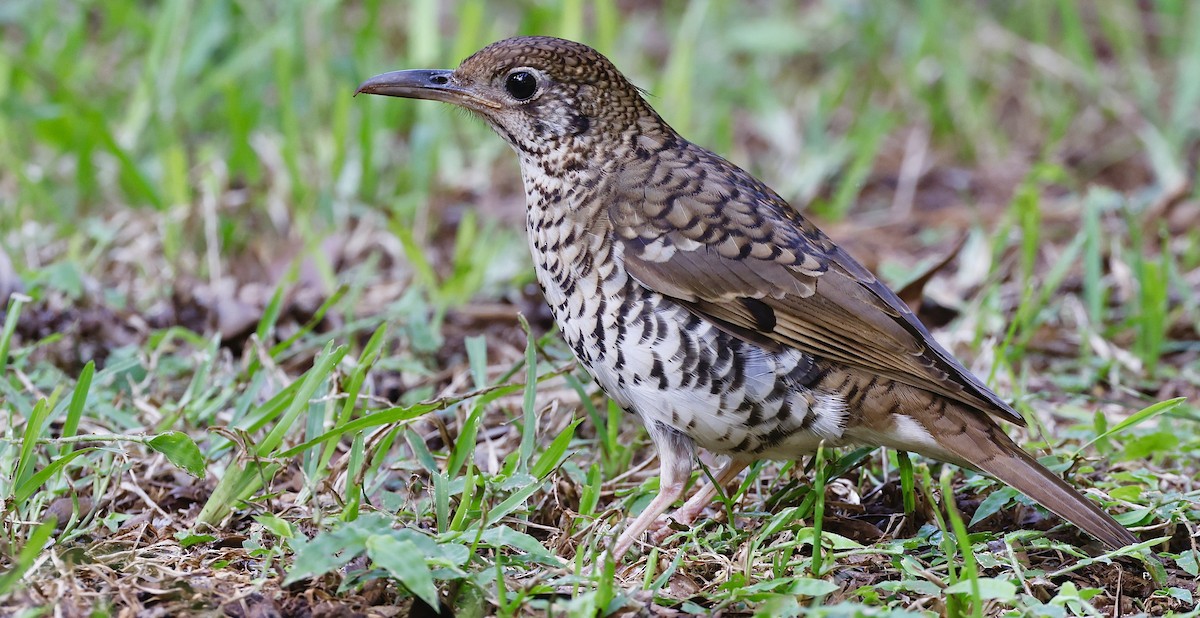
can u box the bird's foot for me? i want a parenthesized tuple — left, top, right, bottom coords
(647, 506, 706, 544)
(648, 458, 752, 544)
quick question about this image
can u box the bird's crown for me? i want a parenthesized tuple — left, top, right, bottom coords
(459, 36, 624, 89)
(454, 36, 662, 149)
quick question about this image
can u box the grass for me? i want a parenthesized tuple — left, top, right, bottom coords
(2, 0, 1200, 615)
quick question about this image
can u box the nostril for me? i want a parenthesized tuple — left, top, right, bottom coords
(430, 74, 449, 85)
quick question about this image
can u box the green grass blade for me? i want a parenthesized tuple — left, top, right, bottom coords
(0, 516, 58, 595)
(14, 448, 98, 504)
(257, 343, 347, 456)
(60, 360, 94, 453)
(0, 293, 29, 379)
(1072, 398, 1186, 458)
(13, 398, 51, 494)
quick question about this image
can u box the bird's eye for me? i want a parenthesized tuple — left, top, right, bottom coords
(505, 71, 538, 100)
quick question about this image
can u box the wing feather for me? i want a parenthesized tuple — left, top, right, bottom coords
(609, 142, 1023, 425)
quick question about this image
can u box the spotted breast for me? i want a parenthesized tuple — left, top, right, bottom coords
(356, 35, 1139, 561)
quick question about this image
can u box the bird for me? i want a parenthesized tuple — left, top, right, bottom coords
(356, 36, 1139, 559)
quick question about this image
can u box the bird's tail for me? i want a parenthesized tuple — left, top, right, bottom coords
(917, 401, 1139, 551)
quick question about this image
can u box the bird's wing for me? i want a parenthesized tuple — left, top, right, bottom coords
(607, 142, 1024, 425)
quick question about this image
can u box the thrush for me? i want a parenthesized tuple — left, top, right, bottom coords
(357, 36, 1138, 559)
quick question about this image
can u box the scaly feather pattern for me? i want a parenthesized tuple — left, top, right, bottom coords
(356, 36, 1139, 559)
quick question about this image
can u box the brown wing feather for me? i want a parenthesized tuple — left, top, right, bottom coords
(609, 141, 1024, 425)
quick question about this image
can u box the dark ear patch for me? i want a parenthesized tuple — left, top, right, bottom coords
(740, 297, 776, 332)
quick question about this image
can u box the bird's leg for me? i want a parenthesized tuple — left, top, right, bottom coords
(650, 457, 751, 541)
(609, 435, 694, 560)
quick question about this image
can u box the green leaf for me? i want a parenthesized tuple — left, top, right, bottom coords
(258, 343, 347, 456)
(0, 293, 30, 378)
(35, 262, 86, 299)
(254, 514, 295, 540)
(759, 506, 806, 539)
(61, 361, 94, 451)
(447, 403, 483, 478)
(196, 460, 281, 526)
(14, 448, 98, 503)
(787, 577, 839, 597)
(791, 528, 863, 551)
(176, 531, 217, 548)
(579, 463, 602, 517)
(827, 446, 877, 479)
(1119, 431, 1178, 461)
(1176, 550, 1198, 577)
(0, 516, 57, 595)
(484, 476, 544, 527)
(944, 577, 1017, 600)
(367, 536, 440, 609)
(969, 486, 1018, 526)
(736, 577, 797, 595)
(479, 525, 562, 566)
(1108, 485, 1143, 501)
(879, 578, 942, 596)
(1073, 398, 1185, 457)
(753, 595, 802, 618)
(896, 450, 916, 516)
(433, 472, 450, 534)
(530, 418, 581, 479)
(278, 396, 489, 459)
(148, 431, 206, 476)
(1168, 587, 1194, 605)
(427, 542, 470, 568)
(283, 514, 393, 585)
(14, 398, 51, 493)
(465, 335, 488, 389)
(255, 283, 287, 343)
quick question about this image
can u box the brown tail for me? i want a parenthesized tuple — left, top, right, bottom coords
(836, 368, 1138, 550)
(964, 436, 1137, 550)
(922, 403, 1139, 550)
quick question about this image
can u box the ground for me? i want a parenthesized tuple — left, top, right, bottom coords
(1, 1, 1199, 617)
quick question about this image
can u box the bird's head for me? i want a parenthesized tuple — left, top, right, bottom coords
(356, 36, 663, 159)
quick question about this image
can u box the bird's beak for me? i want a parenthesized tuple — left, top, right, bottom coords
(355, 69, 502, 110)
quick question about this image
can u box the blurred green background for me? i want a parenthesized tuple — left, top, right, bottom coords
(4, 0, 1195, 257)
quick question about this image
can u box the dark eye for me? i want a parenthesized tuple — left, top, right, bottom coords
(505, 71, 537, 100)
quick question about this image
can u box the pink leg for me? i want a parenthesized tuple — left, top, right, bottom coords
(651, 458, 750, 541)
(610, 442, 693, 560)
